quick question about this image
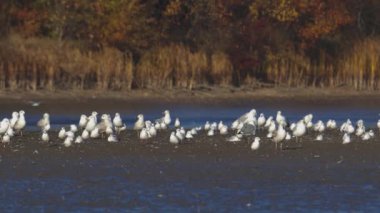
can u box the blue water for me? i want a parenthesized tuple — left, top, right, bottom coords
(1, 104, 379, 130)
(2, 153, 380, 211)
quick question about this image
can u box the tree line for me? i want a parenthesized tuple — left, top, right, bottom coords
(0, 0, 380, 90)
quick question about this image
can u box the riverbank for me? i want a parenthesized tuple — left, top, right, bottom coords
(0, 87, 380, 114)
(2, 86, 380, 100)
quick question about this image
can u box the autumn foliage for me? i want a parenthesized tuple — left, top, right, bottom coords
(0, 0, 380, 90)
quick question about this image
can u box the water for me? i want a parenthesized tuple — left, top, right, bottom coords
(2, 153, 380, 211)
(4, 103, 379, 130)
(1, 102, 380, 211)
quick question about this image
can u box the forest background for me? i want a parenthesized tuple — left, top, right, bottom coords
(0, 0, 379, 91)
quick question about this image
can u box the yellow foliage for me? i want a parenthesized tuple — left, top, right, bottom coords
(164, 0, 182, 16)
(249, 0, 299, 22)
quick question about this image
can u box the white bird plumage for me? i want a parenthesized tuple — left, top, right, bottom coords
(170, 132, 179, 144)
(42, 131, 49, 142)
(251, 137, 260, 150)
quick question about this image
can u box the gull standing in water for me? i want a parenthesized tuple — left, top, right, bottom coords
(315, 134, 323, 141)
(70, 124, 78, 133)
(75, 136, 83, 143)
(273, 125, 286, 150)
(285, 132, 292, 140)
(342, 133, 351, 144)
(264, 116, 273, 128)
(237, 120, 256, 136)
(251, 137, 260, 151)
(314, 120, 325, 141)
(95, 115, 108, 136)
(139, 128, 150, 140)
(276, 111, 288, 127)
(58, 127, 66, 139)
(293, 120, 306, 143)
(227, 133, 243, 142)
(90, 127, 100, 138)
(0, 119, 10, 135)
(134, 114, 144, 130)
(170, 132, 179, 144)
(204, 121, 211, 131)
(79, 114, 88, 129)
(113, 113, 123, 127)
(232, 109, 256, 130)
(113, 113, 125, 134)
(163, 110, 172, 126)
(2, 133, 10, 143)
(85, 113, 97, 132)
(176, 129, 185, 140)
(303, 114, 313, 129)
(219, 124, 228, 135)
(81, 129, 90, 140)
(207, 128, 215, 136)
(340, 119, 354, 134)
(218, 121, 224, 130)
(41, 131, 49, 142)
(257, 113, 266, 129)
(145, 122, 157, 137)
(266, 120, 276, 138)
(185, 131, 193, 139)
(107, 134, 119, 142)
(10, 111, 18, 128)
(14, 110, 26, 136)
(37, 113, 50, 132)
(174, 118, 181, 128)
(65, 131, 75, 139)
(6, 126, 14, 137)
(361, 132, 371, 141)
(326, 119, 337, 130)
(355, 120, 365, 136)
(156, 110, 172, 127)
(64, 136, 73, 147)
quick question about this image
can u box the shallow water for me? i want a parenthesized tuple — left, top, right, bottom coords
(1, 102, 380, 129)
(2, 142, 380, 212)
(1, 99, 380, 211)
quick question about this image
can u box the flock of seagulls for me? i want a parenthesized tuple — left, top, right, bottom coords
(0, 108, 380, 150)
(0, 110, 26, 143)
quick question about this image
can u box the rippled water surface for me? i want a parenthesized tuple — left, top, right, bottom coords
(2, 149, 380, 212)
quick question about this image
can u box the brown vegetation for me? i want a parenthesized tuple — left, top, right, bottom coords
(0, 0, 380, 91)
(0, 35, 133, 90)
(266, 39, 380, 89)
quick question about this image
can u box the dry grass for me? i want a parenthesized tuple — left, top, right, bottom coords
(210, 52, 233, 85)
(264, 38, 380, 90)
(336, 38, 380, 90)
(137, 44, 207, 89)
(1, 35, 380, 91)
(0, 35, 133, 91)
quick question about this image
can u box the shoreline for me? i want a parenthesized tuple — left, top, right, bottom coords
(0, 87, 379, 114)
(1, 86, 380, 100)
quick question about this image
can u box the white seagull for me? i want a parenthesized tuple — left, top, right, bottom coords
(170, 132, 179, 144)
(251, 137, 260, 151)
